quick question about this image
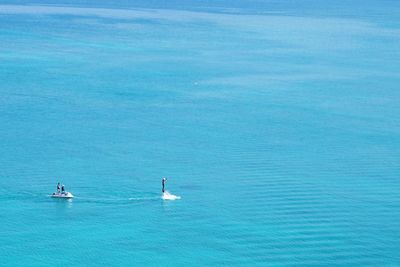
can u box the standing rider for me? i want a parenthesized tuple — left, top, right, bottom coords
(61, 184, 65, 194)
(162, 178, 167, 193)
(57, 182, 61, 193)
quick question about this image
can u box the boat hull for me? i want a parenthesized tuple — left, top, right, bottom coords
(51, 192, 74, 199)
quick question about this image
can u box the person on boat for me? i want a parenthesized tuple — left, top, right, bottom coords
(162, 178, 167, 193)
(57, 182, 61, 193)
(61, 184, 65, 194)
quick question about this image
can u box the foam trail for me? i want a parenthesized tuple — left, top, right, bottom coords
(75, 196, 160, 201)
(162, 191, 181, 200)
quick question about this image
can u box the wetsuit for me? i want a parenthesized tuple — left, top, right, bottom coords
(61, 185, 65, 193)
(162, 179, 166, 193)
(57, 184, 60, 193)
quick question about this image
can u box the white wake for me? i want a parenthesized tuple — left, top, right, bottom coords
(162, 191, 181, 200)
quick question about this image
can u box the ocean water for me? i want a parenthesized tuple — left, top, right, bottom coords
(1, 1, 400, 266)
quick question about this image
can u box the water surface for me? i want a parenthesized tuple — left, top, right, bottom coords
(0, 1, 400, 266)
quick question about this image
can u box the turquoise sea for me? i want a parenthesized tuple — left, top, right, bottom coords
(1, 1, 400, 266)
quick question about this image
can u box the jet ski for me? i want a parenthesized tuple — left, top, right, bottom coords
(51, 192, 74, 199)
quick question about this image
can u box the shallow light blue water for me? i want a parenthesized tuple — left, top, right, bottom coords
(1, 1, 400, 266)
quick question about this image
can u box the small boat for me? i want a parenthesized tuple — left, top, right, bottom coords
(51, 192, 74, 199)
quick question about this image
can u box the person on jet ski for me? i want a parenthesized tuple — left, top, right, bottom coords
(162, 178, 167, 193)
(61, 184, 65, 194)
(57, 182, 61, 193)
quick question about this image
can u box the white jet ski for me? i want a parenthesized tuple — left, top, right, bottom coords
(51, 192, 74, 199)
